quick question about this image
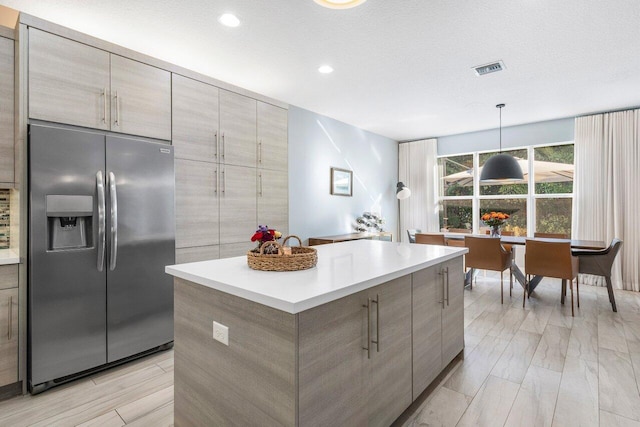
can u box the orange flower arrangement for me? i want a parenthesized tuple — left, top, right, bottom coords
(481, 211, 510, 227)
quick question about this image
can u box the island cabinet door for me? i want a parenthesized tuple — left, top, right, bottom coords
(366, 276, 413, 427)
(298, 289, 369, 427)
(441, 257, 465, 367)
(412, 264, 443, 399)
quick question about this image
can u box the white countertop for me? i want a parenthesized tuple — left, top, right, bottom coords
(165, 240, 467, 314)
(0, 249, 19, 265)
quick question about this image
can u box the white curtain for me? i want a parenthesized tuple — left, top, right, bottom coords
(572, 109, 640, 291)
(398, 139, 439, 242)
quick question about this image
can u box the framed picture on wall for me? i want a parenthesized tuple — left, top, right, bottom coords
(330, 167, 353, 196)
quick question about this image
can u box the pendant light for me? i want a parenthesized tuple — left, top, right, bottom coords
(396, 182, 411, 199)
(480, 104, 524, 181)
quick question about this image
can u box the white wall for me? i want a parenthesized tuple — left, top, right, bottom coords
(437, 117, 574, 155)
(288, 106, 399, 243)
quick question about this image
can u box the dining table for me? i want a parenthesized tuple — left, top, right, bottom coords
(444, 234, 606, 294)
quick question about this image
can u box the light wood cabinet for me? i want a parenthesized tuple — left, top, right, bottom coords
(412, 258, 465, 398)
(298, 289, 368, 426)
(176, 246, 220, 264)
(257, 102, 287, 171)
(0, 287, 18, 387)
(0, 36, 14, 184)
(257, 169, 288, 236)
(28, 29, 171, 141)
(366, 276, 413, 427)
(442, 257, 465, 367)
(298, 276, 412, 426)
(172, 74, 219, 162)
(412, 265, 443, 398)
(110, 55, 171, 141)
(219, 242, 253, 259)
(219, 90, 256, 168)
(175, 159, 219, 249)
(219, 165, 257, 245)
(28, 28, 110, 131)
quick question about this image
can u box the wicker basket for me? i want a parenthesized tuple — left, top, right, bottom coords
(247, 235, 318, 272)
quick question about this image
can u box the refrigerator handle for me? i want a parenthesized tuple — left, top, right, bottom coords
(108, 172, 118, 271)
(96, 171, 106, 272)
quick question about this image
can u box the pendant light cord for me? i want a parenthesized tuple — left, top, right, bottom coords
(496, 103, 505, 153)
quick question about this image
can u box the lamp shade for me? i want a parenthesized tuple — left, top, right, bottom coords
(396, 182, 411, 199)
(479, 153, 524, 181)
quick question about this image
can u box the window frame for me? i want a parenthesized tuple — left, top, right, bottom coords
(438, 141, 574, 236)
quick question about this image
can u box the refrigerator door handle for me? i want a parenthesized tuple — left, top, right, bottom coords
(96, 171, 106, 271)
(108, 172, 118, 271)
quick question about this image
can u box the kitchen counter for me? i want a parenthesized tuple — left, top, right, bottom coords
(166, 239, 467, 314)
(168, 239, 467, 426)
(0, 249, 19, 265)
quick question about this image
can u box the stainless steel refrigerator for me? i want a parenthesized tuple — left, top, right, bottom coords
(28, 124, 175, 393)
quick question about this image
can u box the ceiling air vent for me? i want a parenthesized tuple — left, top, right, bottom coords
(473, 61, 505, 76)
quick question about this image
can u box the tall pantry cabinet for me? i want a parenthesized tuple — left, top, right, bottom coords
(172, 75, 288, 263)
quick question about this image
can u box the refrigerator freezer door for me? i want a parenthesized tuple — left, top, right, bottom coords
(29, 125, 107, 386)
(105, 135, 175, 362)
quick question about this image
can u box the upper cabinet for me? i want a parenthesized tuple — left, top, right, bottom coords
(219, 90, 256, 168)
(28, 29, 171, 141)
(257, 102, 288, 172)
(110, 55, 171, 141)
(29, 29, 110, 131)
(172, 74, 219, 162)
(0, 36, 14, 184)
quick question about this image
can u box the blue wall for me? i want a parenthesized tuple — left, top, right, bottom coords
(437, 117, 574, 155)
(288, 106, 399, 243)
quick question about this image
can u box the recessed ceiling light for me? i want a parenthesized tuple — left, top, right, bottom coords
(318, 65, 334, 74)
(314, 0, 367, 9)
(218, 13, 240, 27)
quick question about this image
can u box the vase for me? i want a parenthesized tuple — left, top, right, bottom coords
(490, 225, 501, 238)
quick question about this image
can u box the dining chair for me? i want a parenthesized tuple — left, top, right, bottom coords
(534, 232, 569, 239)
(572, 238, 623, 312)
(524, 240, 579, 315)
(445, 238, 465, 247)
(407, 229, 421, 243)
(464, 236, 513, 304)
(415, 233, 446, 245)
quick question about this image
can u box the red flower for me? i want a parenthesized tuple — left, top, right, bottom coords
(251, 231, 263, 242)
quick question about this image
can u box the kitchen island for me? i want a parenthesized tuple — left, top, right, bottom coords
(166, 240, 467, 426)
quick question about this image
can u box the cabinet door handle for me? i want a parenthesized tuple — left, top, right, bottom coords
(221, 168, 225, 194)
(7, 295, 12, 340)
(214, 168, 218, 194)
(258, 140, 262, 164)
(114, 91, 120, 126)
(439, 269, 446, 309)
(258, 173, 263, 196)
(214, 132, 218, 159)
(372, 294, 379, 352)
(445, 267, 450, 306)
(362, 298, 371, 359)
(221, 133, 225, 160)
(101, 88, 107, 124)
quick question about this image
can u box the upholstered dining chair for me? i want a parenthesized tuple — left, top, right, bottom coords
(524, 240, 579, 315)
(415, 233, 446, 245)
(464, 236, 513, 304)
(572, 238, 623, 312)
(407, 229, 421, 243)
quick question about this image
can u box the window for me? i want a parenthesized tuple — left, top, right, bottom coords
(439, 142, 574, 236)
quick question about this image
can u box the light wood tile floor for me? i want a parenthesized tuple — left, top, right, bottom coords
(1, 273, 639, 426)
(401, 273, 640, 427)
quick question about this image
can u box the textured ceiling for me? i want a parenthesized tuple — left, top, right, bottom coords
(2, 0, 640, 141)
